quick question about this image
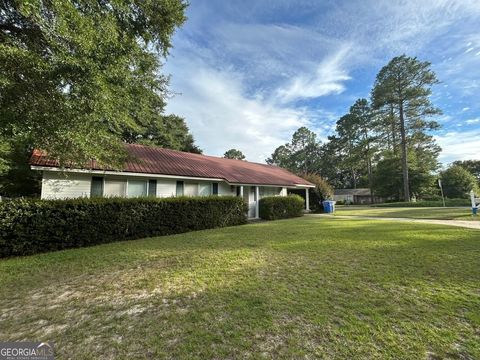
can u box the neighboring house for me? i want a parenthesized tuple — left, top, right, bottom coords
(30, 144, 314, 218)
(334, 188, 384, 204)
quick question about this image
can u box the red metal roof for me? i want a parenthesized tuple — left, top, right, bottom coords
(30, 144, 313, 187)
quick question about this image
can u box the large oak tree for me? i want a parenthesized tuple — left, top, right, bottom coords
(0, 0, 193, 168)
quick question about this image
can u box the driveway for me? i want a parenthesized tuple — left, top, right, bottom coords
(310, 214, 480, 230)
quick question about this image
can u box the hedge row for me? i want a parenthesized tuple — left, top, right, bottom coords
(0, 196, 247, 257)
(375, 198, 471, 207)
(259, 195, 305, 220)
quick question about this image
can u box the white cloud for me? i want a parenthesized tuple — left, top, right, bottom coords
(436, 130, 480, 163)
(162, 0, 480, 164)
(465, 118, 480, 124)
(165, 57, 317, 162)
(276, 45, 352, 102)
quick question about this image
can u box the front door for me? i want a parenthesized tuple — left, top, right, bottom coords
(243, 186, 256, 218)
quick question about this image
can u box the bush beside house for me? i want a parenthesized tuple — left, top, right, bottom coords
(301, 174, 334, 212)
(259, 195, 305, 220)
(0, 196, 247, 257)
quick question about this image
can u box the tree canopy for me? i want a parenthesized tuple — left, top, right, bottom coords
(0, 0, 192, 167)
(440, 165, 479, 198)
(266, 55, 444, 202)
(266, 127, 322, 174)
(453, 160, 480, 186)
(223, 149, 245, 160)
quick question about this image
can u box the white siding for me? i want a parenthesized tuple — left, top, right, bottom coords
(40, 171, 287, 206)
(41, 171, 91, 199)
(157, 179, 176, 198)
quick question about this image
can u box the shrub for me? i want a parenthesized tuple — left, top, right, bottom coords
(440, 165, 479, 198)
(259, 195, 304, 220)
(299, 174, 334, 213)
(375, 199, 470, 207)
(0, 196, 247, 257)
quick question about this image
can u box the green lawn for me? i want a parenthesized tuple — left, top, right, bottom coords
(335, 206, 479, 221)
(1, 217, 479, 359)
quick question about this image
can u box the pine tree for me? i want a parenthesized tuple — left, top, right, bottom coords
(371, 55, 441, 201)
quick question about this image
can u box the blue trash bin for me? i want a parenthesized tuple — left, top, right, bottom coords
(323, 200, 335, 213)
(322, 201, 330, 213)
(473, 207, 478, 216)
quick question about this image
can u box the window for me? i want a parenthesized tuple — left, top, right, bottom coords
(212, 183, 219, 195)
(91, 177, 104, 197)
(199, 183, 211, 196)
(176, 181, 184, 196)
(236, 186, 241, 196)
(148, 180, 157, 197)
(128, 180, 147, 197)
(104, 179, 126, 197)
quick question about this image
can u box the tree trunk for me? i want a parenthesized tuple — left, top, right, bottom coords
(390, 104, 396, 155)
(367, 148, 374, 204)
(363, 127, 374, 204)
(367, 157, 374, 203)
(399, 101, 410, 201)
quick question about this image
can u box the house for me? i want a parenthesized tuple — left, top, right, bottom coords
(30, 144, 314, 218)
(333, 188, 384, 204)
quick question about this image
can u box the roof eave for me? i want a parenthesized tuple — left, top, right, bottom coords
(32, 165, 315, 188)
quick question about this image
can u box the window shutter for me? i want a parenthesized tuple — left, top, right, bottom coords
(148, 180, 157, 197)
(176, 181, 184, 196)
(91, 177, 104, 197)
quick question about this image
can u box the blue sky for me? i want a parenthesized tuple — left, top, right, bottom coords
(164, 0, 480, 165)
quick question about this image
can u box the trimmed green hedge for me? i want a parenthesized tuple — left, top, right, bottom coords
(375, 199, 471, 208)
(0, 196, 247, 257)
(259, 195, 305, 220)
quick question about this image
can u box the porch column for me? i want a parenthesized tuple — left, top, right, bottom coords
(255, 186, 260, 218)
(239, 185, 244, 197)
(305, 188, 310, 212)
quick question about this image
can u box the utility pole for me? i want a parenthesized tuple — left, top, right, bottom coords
(438, 179, 445, 207)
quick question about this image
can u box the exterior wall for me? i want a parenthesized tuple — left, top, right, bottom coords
(334, 194, 354, 203)
(40, 171, 291, 218)
(41, 171, 91, 199)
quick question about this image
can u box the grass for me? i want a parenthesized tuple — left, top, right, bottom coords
(1, 217, 479, 359)
(335, 206, 479, 221)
